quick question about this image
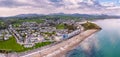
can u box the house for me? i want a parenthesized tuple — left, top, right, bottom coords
(54, 36, 62, 41)
(24, 43, 34, 48)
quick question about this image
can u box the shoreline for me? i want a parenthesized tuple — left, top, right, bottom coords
(0, 29, 100, 57)
(52, 29, 99, 57)
(20, 29, 99, 57)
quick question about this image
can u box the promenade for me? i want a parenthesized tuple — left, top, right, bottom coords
(19, 29, 99, 57)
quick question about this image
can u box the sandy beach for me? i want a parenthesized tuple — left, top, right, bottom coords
(19, 29, 99, 57)
(49, 29, 99, 57)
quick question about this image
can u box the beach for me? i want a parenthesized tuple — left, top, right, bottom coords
(19, 29, 99, 57)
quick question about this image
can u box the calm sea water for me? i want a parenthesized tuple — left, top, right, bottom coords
(66, 19, 120, 57)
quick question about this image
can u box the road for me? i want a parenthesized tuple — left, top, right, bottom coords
(19, 29, 99, 57)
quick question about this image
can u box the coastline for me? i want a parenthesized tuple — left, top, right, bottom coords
(53, 29, 99, 57)
(19, 29, 100, 57)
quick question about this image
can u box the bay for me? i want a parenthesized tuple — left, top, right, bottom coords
(66, 19, 120, 57)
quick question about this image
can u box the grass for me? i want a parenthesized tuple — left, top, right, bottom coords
(81, 21, 101, 30)
(0, 36, 52, 53)
(0, 36, 24, 52)
(13, 23, 21, 27)
(56, 24, 65, 29)
(18, 41, 52, 52)
(34, 41, 52, 48)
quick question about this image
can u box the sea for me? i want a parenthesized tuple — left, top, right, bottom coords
(66, 19, 120, 57)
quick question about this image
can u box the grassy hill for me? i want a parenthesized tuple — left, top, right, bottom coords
(81, 21, 101, 30)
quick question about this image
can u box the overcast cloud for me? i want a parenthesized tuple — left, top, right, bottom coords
(0, 0, 120, 17)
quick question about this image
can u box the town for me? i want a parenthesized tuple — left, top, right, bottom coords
(0, 19, 84, 48)
(0, 18, 101, 57)
(0, 0, 118, 57)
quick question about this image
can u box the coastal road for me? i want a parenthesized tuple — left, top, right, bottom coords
(19, 29, 99, 57)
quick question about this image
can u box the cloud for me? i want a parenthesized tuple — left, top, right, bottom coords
(119, 0, 120, 3)
(0, 0, 120, 16)
(101, 2, 115, 7)
(0, 0, 31, 7)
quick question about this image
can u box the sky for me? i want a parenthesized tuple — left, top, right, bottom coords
(0, 0, 120, 17)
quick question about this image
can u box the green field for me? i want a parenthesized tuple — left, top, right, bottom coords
(0, 36, 52, 52)
(56, 24, 65, 29)
(0, 20, 6, 29)
(0, 36, 24, 52)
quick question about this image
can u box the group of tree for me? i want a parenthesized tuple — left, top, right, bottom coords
(81, 21, 101, 30)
